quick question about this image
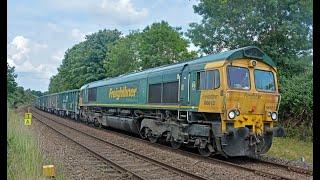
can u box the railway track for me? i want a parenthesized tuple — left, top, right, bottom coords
(31, 107, 313, 180)
(32, 109, 208, 180)
(32, 112, 143, 179)
(247, 156, 313, 176)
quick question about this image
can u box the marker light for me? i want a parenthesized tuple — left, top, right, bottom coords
(271, 112, 277, 120)
(235, 109, 240, 116)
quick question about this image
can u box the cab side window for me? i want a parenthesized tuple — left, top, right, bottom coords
(214, 70, 220, 88)
(196, 70, 220, 90)
(196, 71, 206, 90)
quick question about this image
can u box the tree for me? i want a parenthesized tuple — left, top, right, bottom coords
(187, 0, 313, 136)
(104, 21, 197, 77)
(7, 64, 42, 106)
(187, 0, 312, 76)
(26, 88, 43, 97)
(139, 21, 197, 69)
(49, 29, 122, 92)
(104, 31, 141, 77)
(7, 63, 17, 100)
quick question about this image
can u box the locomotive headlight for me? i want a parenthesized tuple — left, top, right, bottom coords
(271, 112, 277, 120)
(228, 111, 236, 119)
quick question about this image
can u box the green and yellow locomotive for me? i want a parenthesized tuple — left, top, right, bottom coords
(36, 46, 285, 157)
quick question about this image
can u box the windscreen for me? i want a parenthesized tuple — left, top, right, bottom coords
(227, 66, 250, 90)
(254, 69, 276, 92)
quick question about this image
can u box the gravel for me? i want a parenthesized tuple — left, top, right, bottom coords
(32, 108, 272, 180)
(31, 107, 313, 180)
(27, 109, 134, 179)
(256, 154, 313, 171)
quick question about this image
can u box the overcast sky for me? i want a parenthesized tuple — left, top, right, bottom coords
(8, 0, 201, 92)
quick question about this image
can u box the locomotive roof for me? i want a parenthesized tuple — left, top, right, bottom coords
(81, 46, 276, 89)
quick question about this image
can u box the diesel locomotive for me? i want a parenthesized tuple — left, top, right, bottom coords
(35, 46, 285, 157)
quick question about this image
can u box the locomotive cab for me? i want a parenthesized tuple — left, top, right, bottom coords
(216, 55, 285, 156)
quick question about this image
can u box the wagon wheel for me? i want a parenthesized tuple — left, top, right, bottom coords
(170, 138, 182, 149)
(198, 145, 212, 157)
(75, 114, 79, 121)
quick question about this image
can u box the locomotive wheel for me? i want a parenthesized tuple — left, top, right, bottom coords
(170, 139, 182, 149)
(85, 117, 90, 124)
(139, 127, 147, 139)
(146, 128, 158, 143)
(94, 118, 101, 128)
(198, 145, 212, 157)
(148, 135, 158, 143)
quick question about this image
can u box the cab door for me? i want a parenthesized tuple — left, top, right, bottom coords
(198, 69, 224, 113)
(179, 65, 190, 106)
(190, 71, 202, 107)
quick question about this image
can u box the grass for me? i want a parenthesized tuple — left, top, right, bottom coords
(7, 106, 65, 180)
(267, 137, 313, 163)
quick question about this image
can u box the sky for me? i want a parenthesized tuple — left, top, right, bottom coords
(7, 0, 202, 92)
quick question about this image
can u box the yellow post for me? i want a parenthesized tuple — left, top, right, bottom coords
(24, 112, 32, 126)
(43, 165, 55, 177)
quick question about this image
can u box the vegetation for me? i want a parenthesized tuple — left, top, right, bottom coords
(280, 66, 313, 140)
(187, 0, 313, 140)
(7, 1, 312, 165)
(7, 63, 42, 107)
(137, 21, 197, 70)
(104, 31, 141, 77)
(49, 29, 122, 92)
(7, 63, 18, 100)
(49, 21, 196, 92)
(7, 107, 64, 179)
(104, 21, 197, 77)
(268, 137, 313, 163)
(43, 1, 312, 140)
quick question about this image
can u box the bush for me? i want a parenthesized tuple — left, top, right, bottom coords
(279, 68, 313, 140)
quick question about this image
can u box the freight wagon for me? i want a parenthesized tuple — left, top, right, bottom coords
(36, 89, 79, 119)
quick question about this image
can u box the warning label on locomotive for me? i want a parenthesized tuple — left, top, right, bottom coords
(109, 86, 137, 99)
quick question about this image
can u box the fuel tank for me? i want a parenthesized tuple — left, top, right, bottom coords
(102, 115, 140, 134)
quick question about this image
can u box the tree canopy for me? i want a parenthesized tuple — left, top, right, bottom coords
(139, 21, 197, 69)
(104, 21, 197, 77)
(49, 29, 122, 92)
(7, 63, 17, 99)
(104, 31, 142, 77)
(49, 23, 196, 91)
(7, 64, 42, 106)
(187, 0, 312, 77)
(187, 0, 313, 139)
